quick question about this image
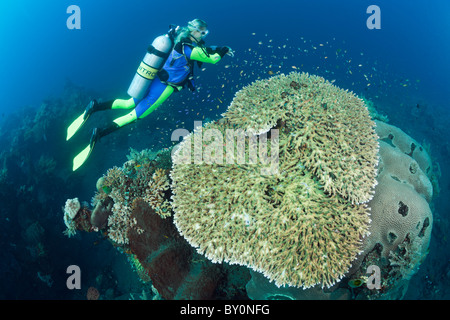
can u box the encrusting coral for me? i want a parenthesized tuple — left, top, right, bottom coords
(171, 72, 379, 289)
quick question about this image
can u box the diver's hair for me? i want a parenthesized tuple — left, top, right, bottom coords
(174, 27, 191, 44)
(175, 19, 208, 44)
(188, 18, 208, 31)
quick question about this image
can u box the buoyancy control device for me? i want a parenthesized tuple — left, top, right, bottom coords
(127, 25, 179, 100)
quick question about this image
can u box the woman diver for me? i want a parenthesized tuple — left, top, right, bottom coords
(67, 19, 234, 171)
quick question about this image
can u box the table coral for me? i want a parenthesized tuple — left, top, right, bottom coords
(224, 72, 379, 204)
(171, 72, 379, 288)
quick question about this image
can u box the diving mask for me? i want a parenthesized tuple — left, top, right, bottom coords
(192, 26, 209, 38)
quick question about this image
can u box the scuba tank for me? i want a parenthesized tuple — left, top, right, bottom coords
(127, 25, 179, 100)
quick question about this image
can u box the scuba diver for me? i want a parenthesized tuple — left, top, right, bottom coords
(67, 19, 234, 171)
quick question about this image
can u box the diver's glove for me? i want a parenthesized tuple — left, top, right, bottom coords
(216, 46, 234, 58)
(225, 46, 235, 57)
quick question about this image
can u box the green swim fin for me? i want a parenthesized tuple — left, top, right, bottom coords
(72, 144, 92, 171)
(67, 100, 99, 141)
(72, 127, 101, 171)
(66, 111, 87, 141)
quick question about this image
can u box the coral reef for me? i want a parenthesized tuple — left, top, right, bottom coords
(377, 141, 432, 201)
(246, 120, 436, 300)
(0, 82, 104, 299)
(64, 147, 249, 299)
(362, 156, 432, 261)
(77, 148, 174, 245)
(143, 168, 171, 217)
(107, 201, 137, 245)
(36, 155, 57, 176)
(62, 75, 438, 300)
(171, 72, 379, 289)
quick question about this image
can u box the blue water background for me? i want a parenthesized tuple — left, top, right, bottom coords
(1, 0, 449, 112)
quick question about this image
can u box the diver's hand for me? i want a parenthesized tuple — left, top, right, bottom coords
(217, 46, 234, 58)
(226, 47, 235, 57)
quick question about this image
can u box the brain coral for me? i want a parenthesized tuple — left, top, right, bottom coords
(351, 124, 434, 288)
(375, 120, 433, 177)
(377, 140, 433, 201)
(364, 172, 432, 259)
(171, 72, 379, 289)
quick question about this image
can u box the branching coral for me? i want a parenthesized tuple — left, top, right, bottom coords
(127, 147, 159, 164)
(171, 72, 378, 289)
(64, 198, 81, 219)
(89, 148, 173, 245)
(143, 168, 171, 217)
(107, 201, 137, 245)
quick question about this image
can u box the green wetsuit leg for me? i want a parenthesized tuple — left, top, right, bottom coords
(112, 86, 174, 128)
(111, 98, 136, 110)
